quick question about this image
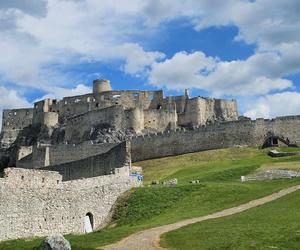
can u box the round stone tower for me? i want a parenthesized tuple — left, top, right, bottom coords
(93, 79, 112, 94)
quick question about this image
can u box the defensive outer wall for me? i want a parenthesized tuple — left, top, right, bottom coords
(131, 116, 300, 162)
(0, 141, 140, 241)
(0, 167, 139, 241)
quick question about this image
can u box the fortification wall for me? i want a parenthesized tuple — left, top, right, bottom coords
(1, 108, 34, 148)
(48, 142, 119, 166)
(33, 112, 59, 127)
(17, 142, 119, 169)
(144, 109, 177, 132)
(0, 167, 139, 241)
(43, 141, 130, 181)
(57, 94, 94, 122)
(131, 116, 300, 162)
(94, 90, 163, 110)
(65, 106, 125, 143)
(177, 97, 239, 127)
(125, 108, 144, 132)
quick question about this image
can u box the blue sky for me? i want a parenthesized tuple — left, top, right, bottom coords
(1, 0, 300, 125)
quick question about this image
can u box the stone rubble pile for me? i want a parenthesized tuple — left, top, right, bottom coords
(163, 178, 178, 186)
(241, 169, 300, 182)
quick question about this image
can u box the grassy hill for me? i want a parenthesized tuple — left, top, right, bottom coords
(1, 147, 300, 249)
(161, 189, 300, 250)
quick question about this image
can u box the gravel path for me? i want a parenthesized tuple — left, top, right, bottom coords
(99, 184, 300, 250)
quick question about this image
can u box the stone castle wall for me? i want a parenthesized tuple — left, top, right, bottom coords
(43, 141, 130, 181)
(0, 167, 139, 241)
(177, 97, 239, 127)
(64, 105, 178, 143)
(131, 116, 300, 162)
(17, 142, 119, 169)
(0, 108, 34, 148)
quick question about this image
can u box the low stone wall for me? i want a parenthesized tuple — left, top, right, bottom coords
(241, 170, 300, 182)
(0, 167, 139, 241)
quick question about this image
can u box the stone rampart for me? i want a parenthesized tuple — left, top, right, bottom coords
(0, 108, 34, 148)
(47, 142, 119, 166)
(65, 106, 126, 142)
(43, 141, 130, 181)
(0, 167, 139, 241)
(131, 116, 300, 162)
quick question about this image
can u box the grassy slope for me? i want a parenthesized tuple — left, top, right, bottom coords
(161, 190, 300, 250)
(1, 147, 300, 250)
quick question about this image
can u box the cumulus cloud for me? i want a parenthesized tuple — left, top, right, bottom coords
(143, 0, 300, 50)
(37, 84, 92, 100)
(0, 0, 163, 91)
(149, 51, 293, 96)
(244, 92, 300, 119)
(1, 0, 300, 120)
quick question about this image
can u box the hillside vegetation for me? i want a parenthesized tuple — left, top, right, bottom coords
(1, 147, 300, 250)
(161, 189, 300, 250)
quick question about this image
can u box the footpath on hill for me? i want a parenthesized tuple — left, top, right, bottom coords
(99, 184, 300, 250)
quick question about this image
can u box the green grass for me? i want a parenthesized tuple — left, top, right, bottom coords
(1, 147, 300, 249)
(161, 190, 300, 250)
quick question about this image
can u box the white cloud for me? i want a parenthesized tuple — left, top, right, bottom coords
(117, 43, 165, 76)
(143, 0, 300, 50)
(0, 0, 163, 90)
(149, 51, 293, 96)
(0, 0, 300, 122)
(37, 84, 92, 100)
(244, 92, 300, 119)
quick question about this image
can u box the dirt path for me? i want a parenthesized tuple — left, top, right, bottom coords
(99, 184, 300, 250)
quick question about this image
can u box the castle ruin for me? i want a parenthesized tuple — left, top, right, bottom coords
(0, 79, 299, 241)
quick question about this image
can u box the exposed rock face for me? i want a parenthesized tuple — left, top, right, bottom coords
(38, 235, 71, 250)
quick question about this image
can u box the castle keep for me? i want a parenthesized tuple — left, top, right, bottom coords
(0, 79, 299, 241)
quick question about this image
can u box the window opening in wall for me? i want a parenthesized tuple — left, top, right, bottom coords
(149, 93, 154, 101)
(84, 212, 94, 233)
(95, 103, 99, 108)
(21, 175, 24, 180)
(133, 93, 139, 100)
(157, 104, 162, 110)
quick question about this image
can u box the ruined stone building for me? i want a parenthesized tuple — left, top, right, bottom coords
(0, 79, 238, 148)
(1, 79, 299, 241)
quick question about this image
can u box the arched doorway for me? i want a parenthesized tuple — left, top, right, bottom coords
(84, 212, 94, 233)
